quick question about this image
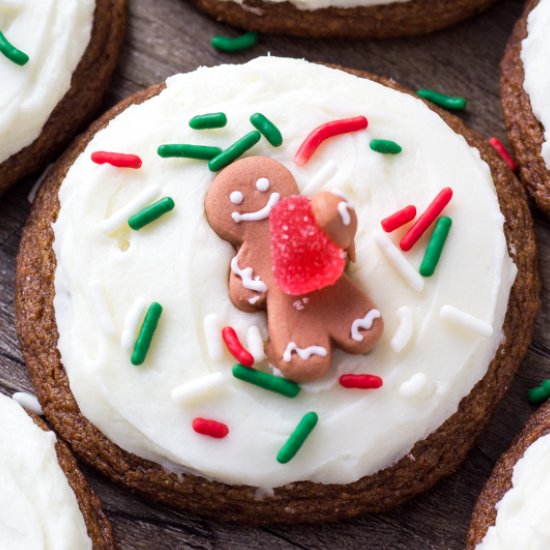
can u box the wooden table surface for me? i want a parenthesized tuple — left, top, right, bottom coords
(1, 0, 547, 547)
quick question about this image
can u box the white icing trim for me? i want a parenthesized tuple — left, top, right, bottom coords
(337, 201, 352, 226)
(231, 192, 280, 223)
(440, 305, 493, 337)
(102, 185, 161, 233)
(282, 342, 328, 362)
(255, 177, 270, 192)
(229, 191, 244, 204)
(373, 229, 424, 292)
(246, 325, 265, 362)
(350, 309, 381, 341)
(89, 280, 115, 336)
(203, 313, 224, 360)
(120, 298, 147, 351)
(391, 306, 413, 352)
(230, 255, 268, 293)
(12, 392, 42, 415)
(171, 372, 226, 405)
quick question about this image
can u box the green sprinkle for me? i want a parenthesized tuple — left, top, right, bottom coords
(189, 112, 227, 130)
(157, 144, 222, 160)
(277, 412, 318, 464)
(417, 89, 467, 111)
(211, 31, 258, 53)
(528, 380, 550, 405)
(131, 302, 163, 365)
(128, 197, 175, 230)
(232, 364, 300, 398)
(208, 131, 261, 172)
(0, 31, 29, 66)
(369, 139, 402, 155)
(419, 217, 452, 277)
(250, 113, 283, 147)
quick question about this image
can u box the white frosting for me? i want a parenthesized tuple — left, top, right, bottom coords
(0, 393, 91, 549)
(477, 433, 550, 550)
(53, 57, 516, 489)
(522, 0, 550, 170)
(217, 0, 410, 12)
(0, 0, 95, 163)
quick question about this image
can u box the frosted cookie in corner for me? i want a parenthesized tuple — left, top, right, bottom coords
(0, 0, 125, 193)
(0, 392, 114, 549)
(16, 56, 539, 524)
(501, 0, 550, 215)
(468, 402, 550, 550)
(188, 0, 497, 38)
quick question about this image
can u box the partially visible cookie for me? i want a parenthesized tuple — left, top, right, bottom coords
(0, 0, 125, 193)
(0, 392, 114, 549)
(501, 0, 550, 214)
(467, 402, 550, 549)
(189, 0, 496, 38)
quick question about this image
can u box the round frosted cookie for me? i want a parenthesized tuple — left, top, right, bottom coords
(468, 402, 550, 549)
(0, 392, 114, 549)
(0, 0, 125, 193)
(16, 57, 539, 523)
(189, 0, 496, 38)
(501, 0, 550, 215)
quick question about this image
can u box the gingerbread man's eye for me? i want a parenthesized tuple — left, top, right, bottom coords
(256, 178, 270, 192)
(229, 191, 244, 205)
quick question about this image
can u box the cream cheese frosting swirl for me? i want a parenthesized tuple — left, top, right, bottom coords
(53, 57, 516, 489)
(0, 0, 95, 163)
(0, 393, 91, 549)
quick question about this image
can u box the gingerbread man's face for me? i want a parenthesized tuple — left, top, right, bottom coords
(205, 156, 299, 246)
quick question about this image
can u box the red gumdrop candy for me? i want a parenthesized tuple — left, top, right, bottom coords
(269, 196, 345, 296)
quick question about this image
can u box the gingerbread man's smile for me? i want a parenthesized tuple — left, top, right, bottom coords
(231, 192, 281, 223)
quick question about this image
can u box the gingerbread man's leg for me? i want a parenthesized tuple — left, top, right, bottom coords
(326, 277, 384, 356)
(265, 291, 332, 383)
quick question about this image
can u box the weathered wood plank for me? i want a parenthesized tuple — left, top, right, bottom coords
(2, 0, 547, 548)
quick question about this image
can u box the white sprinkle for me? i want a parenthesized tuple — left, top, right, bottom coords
(350, 309, 381, 341)
(337, 201, 352, 226)
(89, 280, 115, 336)
(230, 256, 267, 293)
(391, 306, 413, 353)
(373, 229, 424, 292)
(203, 313, 224, 360)
(229, 191, 244, 205)
(440, 305, 493, 337)
(255, 177, 270, 192)
(302, 161, 337, 195)
(121, 298, 147, 351)
(171, 372, 226, 405)
(27, 164, 53, 203)
(101, 185, 161, 233)
(282, 342, 327, 362)
(12, 392, 42, 415)
(246, 325, 265, 362)
(399, 373, 435, 401)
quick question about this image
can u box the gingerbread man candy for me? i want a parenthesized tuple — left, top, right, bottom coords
(205, 156, 383, 383)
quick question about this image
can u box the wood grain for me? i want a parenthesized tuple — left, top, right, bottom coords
(1, 0, 545, 547)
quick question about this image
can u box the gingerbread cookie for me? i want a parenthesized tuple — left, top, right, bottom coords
(468, 402, 550, 549)
(501, 0, 550, 214)
(0, 392, 114, 549)
(16, 57, 538, 523)
(0, 0, 125, 193)
(189, 0, 496, 38)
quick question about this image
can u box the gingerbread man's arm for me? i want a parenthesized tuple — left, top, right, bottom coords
(228, 245, 267, 312)
(311, 192, 357, 262)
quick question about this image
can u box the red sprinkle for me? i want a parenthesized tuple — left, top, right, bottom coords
(339, 374, 383, 389)
(294, 116, 368, 166)
(381, 205, 417, 232)
(91, 151, 142, 169)
(488, 137, 517, 172)
(192, 417, 229, 438)
(400, 188, 453, 252)
(222, 326, 254, 367)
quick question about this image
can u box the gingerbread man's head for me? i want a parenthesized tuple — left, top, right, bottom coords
(204, 156, 298, 247)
